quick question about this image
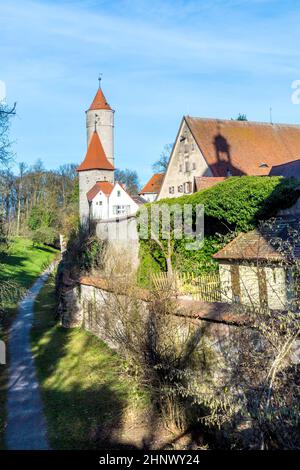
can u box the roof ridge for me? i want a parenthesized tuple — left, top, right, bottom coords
(185, 116, 300, 128)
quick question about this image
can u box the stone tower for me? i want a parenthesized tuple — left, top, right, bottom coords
(86, 83, 114, 167)
(77, 83, 115, 225)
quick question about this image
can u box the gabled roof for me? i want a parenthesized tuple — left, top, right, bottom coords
(140, 173, 165, 194)
(194, 176, 226, 192)
(77, 131, 114, 172)
(213, 217, 300, 261)
(87, 181, 114, 202)
(88, 87, 112, 111)
(185, 117, 300, 177)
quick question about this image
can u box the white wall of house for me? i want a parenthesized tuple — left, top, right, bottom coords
(158, 118, 212, 200)
(218, 261, 291, 310)
(264, 266, 288, 310)
(219, 263, 233, 302)
(90, 183, 139, 220)
(108, 183, 139, 218)
(91, 191, 109, 220)
(239, 265, 260, 307)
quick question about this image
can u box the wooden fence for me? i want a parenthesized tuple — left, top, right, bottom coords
(151, 271, 222, 302)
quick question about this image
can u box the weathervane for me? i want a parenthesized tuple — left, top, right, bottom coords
(98, 74, 103, 88)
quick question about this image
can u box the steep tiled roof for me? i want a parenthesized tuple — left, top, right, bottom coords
(77, 131, 114, 172)
(140, 173, 165, 194)
(213, 217, 300, 261)
(88, 87, 112, 111)
(186, 117, 300, 177)
(87, 181, 114, 202)
(194, 176, 226, 192)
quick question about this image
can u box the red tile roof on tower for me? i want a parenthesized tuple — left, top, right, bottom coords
(140, 173, 165, 194)
(77, 131, 114, 172)
(88, 87, 112, 111)
(87, 181, 114, 202)
(185, 117, 300, 177)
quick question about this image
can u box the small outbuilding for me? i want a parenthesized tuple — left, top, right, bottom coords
(213, 218, 300, 311)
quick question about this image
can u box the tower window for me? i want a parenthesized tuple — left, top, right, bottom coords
(117, 190, 121, 197)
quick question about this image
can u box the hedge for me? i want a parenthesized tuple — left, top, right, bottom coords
(137, 176, 300, 285)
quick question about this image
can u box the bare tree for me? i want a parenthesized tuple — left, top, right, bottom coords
(152, 144, 173, 173)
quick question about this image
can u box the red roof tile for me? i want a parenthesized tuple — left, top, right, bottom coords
(88, 87, 112, 111)
(140, 173, 165, 194)
(194, 176, 227, 192)
(87, 181, 114, 202)
(186, 117, 300, 177)
(77, 131, 114, 172)
(213, 230, 284, 261)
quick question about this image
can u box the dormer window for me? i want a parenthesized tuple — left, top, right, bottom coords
(259, 163, 269, 168)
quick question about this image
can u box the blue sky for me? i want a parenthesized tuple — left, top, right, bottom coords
(1, 0, 300, 184)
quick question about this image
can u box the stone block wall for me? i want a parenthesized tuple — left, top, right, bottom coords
(58, 275, 247, 357)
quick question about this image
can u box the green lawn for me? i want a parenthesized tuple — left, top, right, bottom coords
(0, 237, 58, 449)
(31, 276, 148, 450)
(0, 237, 57, 290)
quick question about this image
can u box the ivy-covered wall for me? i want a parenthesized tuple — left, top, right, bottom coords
(138, 176, 300, 286)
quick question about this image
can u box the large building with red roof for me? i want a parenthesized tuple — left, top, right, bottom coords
(157, 116, 300, 200)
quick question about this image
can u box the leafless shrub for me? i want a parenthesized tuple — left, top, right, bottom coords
(94, 253, 236, 439)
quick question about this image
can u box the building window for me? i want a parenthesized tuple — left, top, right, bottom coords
(178, 185, 183, 193)
(184, 182, 192, 194)
(192, 162, 196, 170)
(117, 190, 121, 197)
(185, 161, 189, 172)
(179, 164, 182, 172)
(113, 205, 130, 215)
(169, 186, 174, 194)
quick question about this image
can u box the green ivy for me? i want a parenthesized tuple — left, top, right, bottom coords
(137, 176, 300, 285)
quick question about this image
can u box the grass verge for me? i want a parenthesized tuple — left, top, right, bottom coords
(0, 237, 58, 448)
(31, 275, 149, 449)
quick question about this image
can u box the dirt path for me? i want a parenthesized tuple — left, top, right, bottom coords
(5, 270, 52, 450)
